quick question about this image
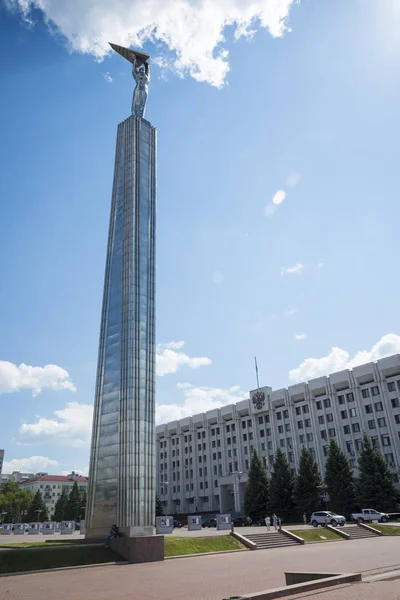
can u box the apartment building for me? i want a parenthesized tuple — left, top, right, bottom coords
(19, 473, 88, 517)
(156, 354, 400, 516)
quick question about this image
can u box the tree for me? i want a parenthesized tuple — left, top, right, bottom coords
(0, 481, 33, 523)
(80, 490, 87, 520)
(294, 447, 323, 519)
(356, 434, 397, 511)
(52, 488, 69, 522)
(324, 438, 356, 518)
(26, 490, 48, 522)
(155, 494, 164, 517)
(269, 447, 295, 522)
(64, 482, 82, 521)
(243, 451, 269, 522)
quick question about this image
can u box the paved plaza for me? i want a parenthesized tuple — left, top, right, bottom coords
(1, 535, 400, 600)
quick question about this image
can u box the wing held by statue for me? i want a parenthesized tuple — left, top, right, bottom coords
(109, 43, 150, 66)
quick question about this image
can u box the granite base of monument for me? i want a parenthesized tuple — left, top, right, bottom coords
(111, 535, 164, 563)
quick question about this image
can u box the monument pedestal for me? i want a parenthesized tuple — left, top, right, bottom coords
(111, 535, 164, 563)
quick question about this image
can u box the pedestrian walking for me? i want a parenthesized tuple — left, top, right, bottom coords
(264, 515, 271, 531)
(272, 513, 278, 531)
(303, 512, 307, 525)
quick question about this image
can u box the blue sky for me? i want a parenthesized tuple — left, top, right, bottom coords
(1, 0, 400, 476)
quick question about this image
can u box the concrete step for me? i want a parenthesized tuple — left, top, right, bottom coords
(341, 526, 379, 539)
(245, 532, 299, 549)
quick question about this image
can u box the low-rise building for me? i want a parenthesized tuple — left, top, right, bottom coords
(156, 354, 400, 516)
(19, 472, 88, 517)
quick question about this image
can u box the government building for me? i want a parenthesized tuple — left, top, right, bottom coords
(156, 354, 400, 516)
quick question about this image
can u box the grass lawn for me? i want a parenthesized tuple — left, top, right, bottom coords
(371, 525, 400, 535)
(164, 535, 245, 557)
(289, 528, 343, 543)
(0, 546, 122, 574)
(1, 539, 91, 548)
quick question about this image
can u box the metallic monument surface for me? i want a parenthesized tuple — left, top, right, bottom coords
(86, 43, 156, 538)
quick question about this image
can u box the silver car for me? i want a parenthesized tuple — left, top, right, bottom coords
(310, 511, 346, 527)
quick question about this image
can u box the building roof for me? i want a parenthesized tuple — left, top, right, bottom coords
(20, 474, 88, 485)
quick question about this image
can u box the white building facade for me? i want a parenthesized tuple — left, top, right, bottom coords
(19, 473, 88, 517)
(156, 354, 400, 516)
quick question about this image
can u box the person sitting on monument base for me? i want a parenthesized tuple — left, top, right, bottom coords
(105, 524, 119, 548)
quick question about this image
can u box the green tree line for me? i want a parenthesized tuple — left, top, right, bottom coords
(0, 481, 86, 523)
(243, 434, 398, 522)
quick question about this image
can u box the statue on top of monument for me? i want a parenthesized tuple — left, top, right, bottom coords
(131, 55, 150, 119)
(108, 43, 151, 119)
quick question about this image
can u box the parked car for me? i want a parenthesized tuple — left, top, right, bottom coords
(74, 522, 81, 530)
(202, 518, 217, 528)
(232, 516, 246, 527)
(350, 509, 389, 523)
(173, 519, 182, 528)
(310, 511, 346, 527)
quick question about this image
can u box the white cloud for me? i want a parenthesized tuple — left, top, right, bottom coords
(103, 72, 112, 83)
(0, 361, 76, 396)
(272, 189, 286, 205)
(286, 171, 301, 187)
(6, 0, 297, 88)
(284, 308, 298, 317)
(3, 456, 59, 474)
(19, 402, 93, 447)
(295, 333, 306, 340)
(289, 333, 400, 382)
(280, 263, 304, 276)
(264, 203, 277, 218)
(212, 271, 224, 284)
(318, 261, 324, 268)
(156, 341, 211, 376)
(157, 383, 246, 424)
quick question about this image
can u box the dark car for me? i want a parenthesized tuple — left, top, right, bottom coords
(173, 519, 182, 528)
(75, 522, 81, 530)
(232, 516, 246, 527)
(202, 518, 217, 528)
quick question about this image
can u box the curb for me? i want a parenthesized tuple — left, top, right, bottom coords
(166, 548, 248, 560)
(0, 560, 129, 578)
(0, 543, 102, 551)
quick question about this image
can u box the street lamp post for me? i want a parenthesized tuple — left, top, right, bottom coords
(232, 471, 243, 515)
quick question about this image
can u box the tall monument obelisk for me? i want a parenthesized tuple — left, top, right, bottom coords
(86, 44, 158, 557)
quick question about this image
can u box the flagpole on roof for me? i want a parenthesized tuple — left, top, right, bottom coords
(254, 356, 260, 389)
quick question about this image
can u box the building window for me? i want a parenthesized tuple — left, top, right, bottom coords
(323, 445, 328, 457)
(299, 434, 305, 443)
(226, 425, 230, 433)
(365, 404, 373, 414)
(227, 437, 231, 445)
(340, 410, 347, 420)
(280, 439, 285, 447)
(304, 419, 311, 427)
(295, 407, 301, 416)
(326, 413, 333, 423)
(285, 423, 291, 432)
(316, 401, 322, 410)
(260, 429, 265, 437)
(347, 392, 354, 402)
(261, 442, 266, 451)
(346, 441, 353, 452)
(338, 395, 345, 404)
(374, 402, 383, 412)
(243, 433, 247, 442)
(303, 405, 309, 414)
(278, 425, 283, 434)
(382, 436, 391, 447)
(352, 422, 361, 433)
(283, 410, 289, 419)
(343, 425, 351, 434)
(244, 446, 248, 455)
(277, 412, 282, 420)
(211, 429, 215, 436)
(307, 433, 313, 442)
(371, 386, 380, 396)
(242, 421, 246, 429)
(360, 389, 369, 399)
(329, 428, 336, 438)
(377, 417, 386, 427)
(324, 398, 331, 408)
(245, 459, 249, 470)
(395, 414, 400, 424)
(247, 420, 252, 428)
(388, 382, 396, 392)
(258, 416, 263, 425)
(321, 430, 327, 440)
(385, 453, 394, 465)
(355, 438, 363, 451)
(265, 415, 270, 423)
(266, 428, 271, 436)
(298, 421, 303, 429)
(368, 420, 376, 430)
(318, 415, 325, 424)
(391, 398, 400, 408)
(349, 408, 357, 417)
